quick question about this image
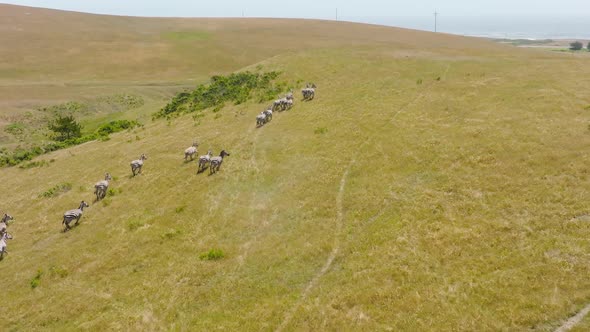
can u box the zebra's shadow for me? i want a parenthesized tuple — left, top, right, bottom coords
(197, 166, 210, 174)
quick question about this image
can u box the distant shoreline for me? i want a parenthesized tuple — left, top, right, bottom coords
(484, 37, 589, 48)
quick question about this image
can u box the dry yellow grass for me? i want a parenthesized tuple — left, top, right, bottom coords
(1, 4, 590, 331)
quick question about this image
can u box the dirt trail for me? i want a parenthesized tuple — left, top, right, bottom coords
(555, 304, 590, 332)
(275, 159, 355, 332)
(276, 64, 451, 331)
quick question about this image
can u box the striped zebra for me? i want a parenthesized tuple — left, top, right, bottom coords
(0, 232, 12, 260)
(302, 83, 316, 101)
(273, 98, 288, 111)
(210, 150, 230, 174)
(0, 213, 14, 235)
(130, 154, 147, 176)
(94, 173, 112, 201)
(256, 112, 267, 127)
(184, 141, 199, 161)
(62, 201, 89, 232)
(198, 150, 212, 173)
(286, 90, 294, 100)
(263, 108, 273, 122)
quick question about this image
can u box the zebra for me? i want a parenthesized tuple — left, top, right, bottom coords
(0, 214, 14, 235)
(210, 150, 230, 174)
(302, 83, 317, 101)
(263, 108, 273, 122)
(285, 99, 293, 110)
(0, 232, 12, 260)
(302, 88, 315, 100)
(198, 150, 212, 173)
(272, 99, 283, 111)
(62, 201, 89, 232)
(184, 141, 199, 161)
(130, 154, 147, 176)
(94, 173, 112, 201)
(286, 89, 294, 101)
(256, 112, 267, 127)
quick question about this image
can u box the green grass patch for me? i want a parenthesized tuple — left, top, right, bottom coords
(40, 183, 72, 198)
(161, 229, 182, 239)
(49, 266, 69, 278)
(19, 160, 49, 169)
(314, 127, 328, 135)
(199, 248, 225, 261)
(127, 219, 144, 231)
(30, 270, 43, 289)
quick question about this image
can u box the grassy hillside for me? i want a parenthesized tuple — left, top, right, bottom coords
(2, 4, 590, 331)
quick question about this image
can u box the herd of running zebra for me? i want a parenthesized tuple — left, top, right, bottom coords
(0, 83, 317, 258)
(256, 83, 316, 127)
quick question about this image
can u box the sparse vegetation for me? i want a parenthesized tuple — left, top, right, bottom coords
(127, 219, 144, 231)
(39, 182, 72, 198)
(18, 160, 49, 169)
(4, 122, 26, 136)
(49, 266, 69, 278)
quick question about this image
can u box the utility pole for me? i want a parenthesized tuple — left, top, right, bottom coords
(434, 10, 438, 32)
(336, 8, 338, 21)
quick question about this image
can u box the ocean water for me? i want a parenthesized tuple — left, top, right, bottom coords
(342, 16, 590, 40)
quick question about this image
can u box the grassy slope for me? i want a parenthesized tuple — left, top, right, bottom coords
(0, 4, 500, 149)
(2, 5, 590, 331)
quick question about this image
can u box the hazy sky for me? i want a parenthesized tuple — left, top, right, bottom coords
(2, 0, 589, 18)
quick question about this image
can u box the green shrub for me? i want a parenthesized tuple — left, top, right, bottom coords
(199, 248, 225, 261)
(49, 115, 83, 141)
(153, 71, 284, 119)
(570, 41, 583, 51)
(0, 119, 142, 168)
(96, 120, 140, 137)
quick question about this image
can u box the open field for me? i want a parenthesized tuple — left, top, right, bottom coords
(1, 4, 590, 331)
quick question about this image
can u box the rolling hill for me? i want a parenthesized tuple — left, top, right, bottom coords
(1, 4, 590, 331)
